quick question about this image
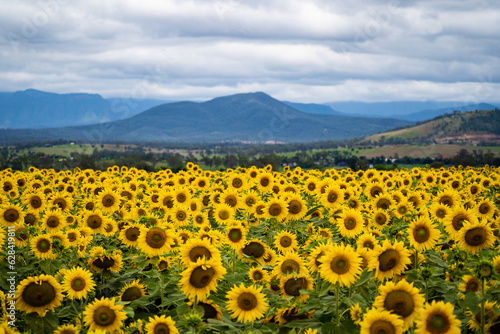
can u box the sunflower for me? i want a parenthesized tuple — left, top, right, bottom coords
(466, 300, 499, 333)
(467, 182, 482, 197)
(97, 189, 120, 213)
(256, 173, 274, 193)
(373, 194, 393, 211)
(227, 173, 248, 191)
(407, 216, 440, 251)
(306, 241, 333, 273)
(179, 238, 221, 265)
(21, 191, 46, 213)
(369, 239, 411, 280)
(144, 314, 179, 334)
(88, 249, 123, 273)
(61, 266, 95, 300)
(473, 198, 497, 220)
(415, 300, 461, 334)
(137, 226, 174, 257)
(371, 209, 391, 230)
(30, 235, 57, 260)
(443, 206, 478, 237)
(321, 184, 344, 208)
(220, 190, 240, 209)
(360, 307, 404, 334)
(373, 280, 425, 330)
(393, 199, 413, 218)
(11, 223, 29, 247)
(226, 283, 269, 323)
(49, 194, 73, 213)
(225, 223, 247, 250)
(285, 193, 308, 221)
(192, 300, 223, 322)
(54, 324, 79, 334)
(179, 257, 227, 301)
(240, 190, 259, 210)
(458, 275, 483, 299)
(239, 239, 268, 264)
(356, 233, 378, 252)
(119, 279, 147, 304)
(337, 208, 365, 238)
(119, 223, 142, 247)
(0, 203, 24, 226)
(275, 305, 313, 325)
(274, 230, 298, 253)
(41, 208, 66, 233)
(15, 274, 63, 316)
(455, 219, 495, 254)
(280, 273, 313, 301)
(213, 202, 235, 224)
(264, 197, 288, 222)
(366, 182, 385, 200)
(318, 243, 362, 287)
(434, 189, 460, 209)
(83, 297, 127, 333)
(350, 303, 363, 325)
(82, 209, 108, 234)
(249, 267, 268, 284)
(273, 251, 308, 278)
(428, 202, 450, 223)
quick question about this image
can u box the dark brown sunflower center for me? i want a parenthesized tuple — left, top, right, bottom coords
(377, 199, 390, 210)
(102, 195, 115, 207)
(200, 302, 218, 320)
(451, 214, 467, 231)
(93, 257, 116, 269)
(25, 213, 37, 225)
(87, 215, 102, 229)
(269, 204, 282, 217)
(284, 277, 308, 296)
(4, 208, 19, 222)
(379, 249, 400, 272)
(30, 196, 42, 208)
(153, 323, 170, 334)
(94, 306, 116, 327)
(37, 239, 51, 252)
(451, 181, 460, 189)
(375, 213, 387, 225)
(47, 216, 60, 228)
(189, 246, 212, 262)
(228, 229, 243, 243)
(370, 186, 383, 198)
(384, 290, 414, 318)
(177, 193, 186, 203)
(436, 209, 446, 218)
(439, 196, 453, 207)
(478, 203, 490, 215)
(464, 227, 487, 246)
(232, 178, 243, 188)
(414, 226, 430, 243)
(218, 210, 230, 220)
(145, 228, 167, 249)
(398, 206, 407, 214)
(327, 192, 338, 203)
(426, 312, 450, 334)
(466, 279, 480, 292)
(121, 287, 142, 302)
(281, 259, 301, 274)
(53, 198, 67, 210)
(242, 242, 265, 258)
(237, 292, 258, 311)
(369, 320, 396, 334)
(344, 217, 356, 230)
(330, 256, 350, 275)
(470, 186, 478, 195)
(71, 278, 86, 291)
(363, 241, 374, 249)
(288, 200, 302, 214)
(225, 195, 237, 207)
(314, 251, 325, 268)
(260, 178, 270, 187)
(189, 267, 215, 288)
(252, 271, 263, 281)
(280, 236, 292, 248)
(163, 196, 174, 208)
(125, 227, 140, 241)
(176, 210, 187, 221)
(22, 281, 56, 307)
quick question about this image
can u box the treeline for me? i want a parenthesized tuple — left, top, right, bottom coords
(1, 145, 499, 172)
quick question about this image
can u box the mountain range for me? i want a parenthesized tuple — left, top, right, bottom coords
(0, 91, 411, 144)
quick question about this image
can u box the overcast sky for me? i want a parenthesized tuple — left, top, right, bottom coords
(1, 0, 499, 103)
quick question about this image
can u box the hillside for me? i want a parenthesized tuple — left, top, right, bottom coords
(0, 89, 167, 128)
(360, 109, 500, 146)
(0, 92, 412, 144)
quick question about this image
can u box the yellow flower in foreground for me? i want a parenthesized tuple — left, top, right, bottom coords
(226, 283, 269, 323)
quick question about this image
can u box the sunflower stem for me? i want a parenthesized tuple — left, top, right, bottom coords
(335, 283, 340, 328)
(481, 277, 485, 334)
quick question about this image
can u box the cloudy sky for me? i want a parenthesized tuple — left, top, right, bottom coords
(1, 0, 499, 103)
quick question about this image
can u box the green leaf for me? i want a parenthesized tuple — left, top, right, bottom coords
(355, 269, 374, 287)
(464, 291, 480, 315)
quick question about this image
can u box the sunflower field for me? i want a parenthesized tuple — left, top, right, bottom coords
(0, 163, 499, 334)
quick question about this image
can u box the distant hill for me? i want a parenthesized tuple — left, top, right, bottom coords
(360, 109, 500, 145)
(0, 92, 412, 144)
(0, 89, 168, 129)
(282, 101, 346, 115)
(326, 101, 500, 120)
